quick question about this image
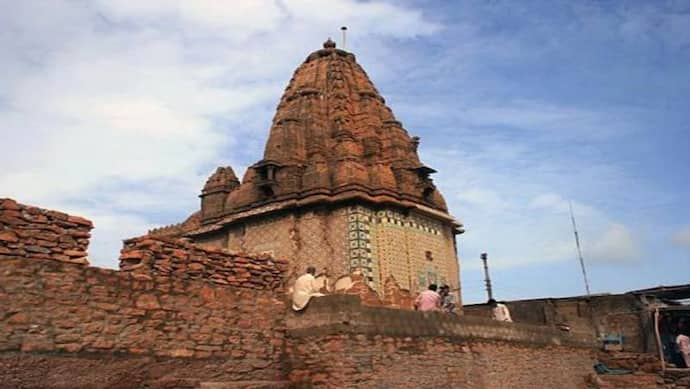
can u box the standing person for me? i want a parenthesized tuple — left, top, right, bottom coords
(415, 284, 441, 312)
(676, 322, 690, 368)
(291, 266, 324, 311)
(439, 285, 456, 315)
(489, 298, 512, 322)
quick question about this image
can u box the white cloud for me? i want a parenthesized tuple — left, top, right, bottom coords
(0, 0, 441, 266)
(672, 227, 690, 248)
(586, 223, 639, 263)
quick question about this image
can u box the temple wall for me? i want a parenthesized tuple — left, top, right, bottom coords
(200, 203, 460, 302)
(220, 206, 351, 280)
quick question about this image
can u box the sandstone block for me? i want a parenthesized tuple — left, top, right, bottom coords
(25, 245, 51, 254)
(21, 334, 54, 352)
(63, 249, 87, 257)
(0, 230, 19, 242)
(0, 198, 20, 210)
(136, 294, 161, 310)
(67, 215, 93, 227)
(7, 312, 29, 324)
(169, 348, 195, 357)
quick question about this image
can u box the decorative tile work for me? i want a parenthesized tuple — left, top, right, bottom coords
(347, 206, 376, 290)
(202, 204, 460, 303)
(370, 207, 460, 296)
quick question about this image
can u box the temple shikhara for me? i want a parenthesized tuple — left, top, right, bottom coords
(153, 39, 464, 298)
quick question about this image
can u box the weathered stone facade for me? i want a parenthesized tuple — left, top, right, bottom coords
(152, 40, 464, 300)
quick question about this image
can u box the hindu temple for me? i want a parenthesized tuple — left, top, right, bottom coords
(152, 39, 464, 299)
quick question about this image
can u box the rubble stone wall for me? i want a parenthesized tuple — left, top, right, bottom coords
(0, 199, 288, 385)
(286, 295, 597, 388)
(120, 235, 288, 291)
(0, 198, 92, 265)
(0, 256, 287, 381)
(465, 294, 648, 352)
(0, 199, 604, 388)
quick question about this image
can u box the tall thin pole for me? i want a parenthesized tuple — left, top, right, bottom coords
(480, 253, 493, 301)
(569, 201, 591, 296)
(341, 26, 347, 50)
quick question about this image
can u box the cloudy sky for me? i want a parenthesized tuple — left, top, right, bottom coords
(2, 0, 689, 303)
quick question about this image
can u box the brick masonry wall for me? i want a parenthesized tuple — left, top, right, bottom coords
(287, 335, 594, 389)
(120, 235, 288, 291)
(0, 198, 93, 265)
(286, 295, 597, 389)
(466, 294, 648, 353)
(0, 199, 289, 385)
(1, 199, 604, 388)
(0, 257, 287, 380)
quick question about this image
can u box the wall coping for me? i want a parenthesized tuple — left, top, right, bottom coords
(286, 295, 597, 349)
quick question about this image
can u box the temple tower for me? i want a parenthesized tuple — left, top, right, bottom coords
(159, 40, 464, 302)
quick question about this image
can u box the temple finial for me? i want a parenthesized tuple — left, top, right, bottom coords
(323, 37, 336, 49)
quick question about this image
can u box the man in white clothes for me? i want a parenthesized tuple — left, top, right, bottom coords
(489, 298, 512, 322)
(291, 266, 325, 311)
(677, 323, 690, 368)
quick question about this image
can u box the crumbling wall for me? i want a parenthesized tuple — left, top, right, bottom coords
(0, 198, 92, 264)
(1, 198, 602, 388)
(120, 235, 287, 290)
(0, 199, 289, 387)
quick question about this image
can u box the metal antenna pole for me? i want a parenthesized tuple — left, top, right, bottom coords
(341, 26, 348, 50)
(569, 201, 591, 296)
(480, 253, 493, 301)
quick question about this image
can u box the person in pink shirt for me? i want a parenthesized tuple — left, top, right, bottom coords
(415, 284, 441, 312)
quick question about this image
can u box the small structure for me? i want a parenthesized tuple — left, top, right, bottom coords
(464, 284, 690, 358)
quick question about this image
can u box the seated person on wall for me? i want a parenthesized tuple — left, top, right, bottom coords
(291, 266, 325, 311)
(415, 284, 441, 312)
(439, 285, 456, 315)
(489, 298, 512, 322)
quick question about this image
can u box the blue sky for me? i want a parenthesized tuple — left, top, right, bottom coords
(1, 0, 689, 304)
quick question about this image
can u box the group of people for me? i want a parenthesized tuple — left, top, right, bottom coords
(413, 284, 513, 322)
(291, 266, 513, 324)
(413, 284, 456, 314)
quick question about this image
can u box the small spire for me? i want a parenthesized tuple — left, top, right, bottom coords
(323, 37, 336, 49)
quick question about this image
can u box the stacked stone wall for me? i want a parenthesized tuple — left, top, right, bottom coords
(0, 198, 92, 265)
(286, 295, 597, 388)
(0, 258, 285, 368)
(465, 294, 648, 352)
(0, 199, 607, 388)
(0, 199, 288, 386)
(120, 235, 288, 291)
